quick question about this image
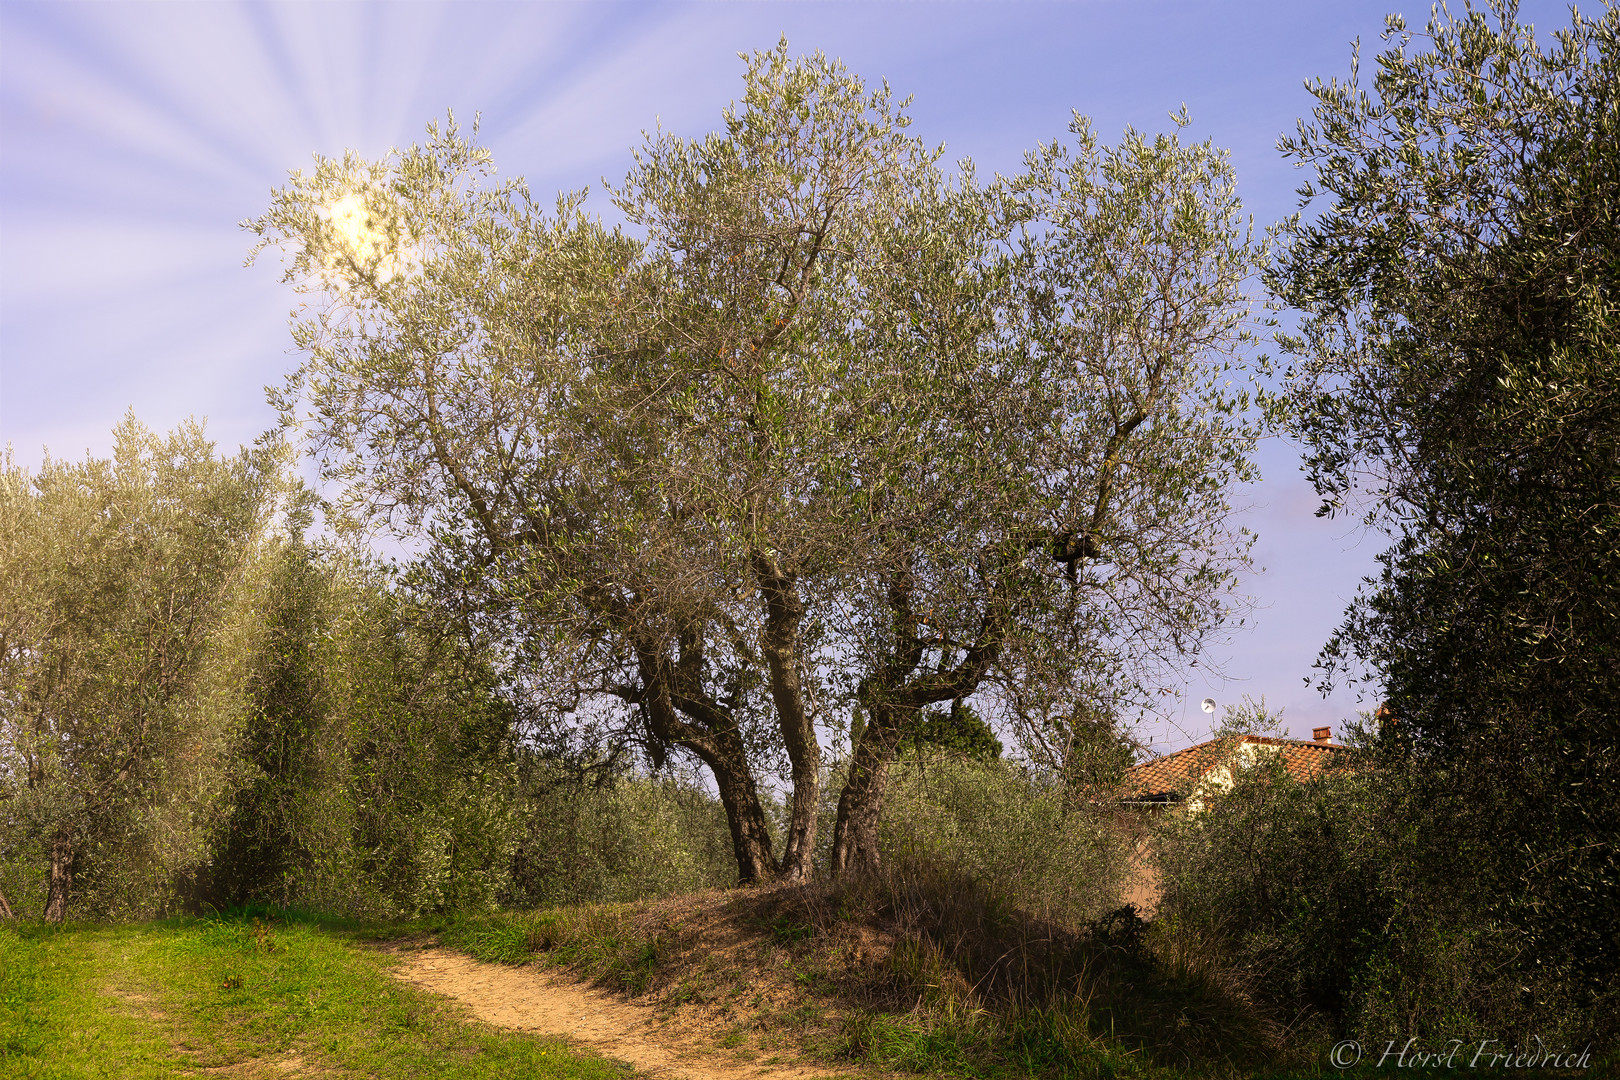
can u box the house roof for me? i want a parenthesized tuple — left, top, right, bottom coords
(1125, 734, 1348, 802)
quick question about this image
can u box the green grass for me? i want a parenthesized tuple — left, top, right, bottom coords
(10, 901, 1594, 1080)
(0, 912, 636, 1079)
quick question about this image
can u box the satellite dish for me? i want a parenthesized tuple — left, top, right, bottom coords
(1200, 697, 1217, 714)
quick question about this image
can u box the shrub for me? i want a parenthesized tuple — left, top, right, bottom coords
(505, 764, 736, 907)
(824, 756, 1287, 1073)
(877, 755, 1126, 931)
(1154, 743, 1620, 1048)
(203, 544, 521, 919)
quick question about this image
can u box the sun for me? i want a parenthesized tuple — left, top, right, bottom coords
(329, 193, 379, 259)
(324, 192, 395, 280)
(319, 190, 426, 290)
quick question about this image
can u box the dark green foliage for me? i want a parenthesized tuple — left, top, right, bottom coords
(832, 871, 1287, 1076)
(900, 700, 1003, 761)
(1158, 756, 1620, 1049)
(201, 543, 521, 917)
(207, 543, 328, 907)
(214, 548, 737, 917)
(1266, 0, 1620, 1032)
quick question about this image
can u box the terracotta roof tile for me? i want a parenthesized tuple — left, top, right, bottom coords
(1125, 734, 1348, 801)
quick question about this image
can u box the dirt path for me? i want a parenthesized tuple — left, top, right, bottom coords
(390, 947, 846, 1080)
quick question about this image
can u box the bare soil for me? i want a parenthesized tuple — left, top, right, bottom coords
(389, 941, 857, 1080)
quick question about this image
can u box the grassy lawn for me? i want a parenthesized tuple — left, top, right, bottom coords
(0, 913, 635, 1080)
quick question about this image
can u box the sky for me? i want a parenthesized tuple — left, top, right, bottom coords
(0, 0, 1571, 750)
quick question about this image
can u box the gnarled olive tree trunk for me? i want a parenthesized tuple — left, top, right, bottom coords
(829, 702, 909, 873)
(633, 635, 778, 883)
(830, 577, 1005, 875)
(42, 829, 74, 923)
(756, 556, 820, 884)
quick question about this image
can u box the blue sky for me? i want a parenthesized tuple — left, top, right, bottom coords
(0, 0, 1570, 748)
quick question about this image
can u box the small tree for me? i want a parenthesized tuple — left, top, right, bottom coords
(207, 540, 519, 916)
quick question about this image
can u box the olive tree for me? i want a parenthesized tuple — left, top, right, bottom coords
(0, 418, 280, 920)
(254, 48, 938, 884)
(253, 49, 1264, 884)
(257, 122, 796, 878)
(826, 116, 1265, 870)
(1269, 0, 1620, 1005)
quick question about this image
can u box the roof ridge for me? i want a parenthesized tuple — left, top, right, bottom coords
(1124, 730, 1352, 801)
(1129, 732, 1348, 768)
(1240, 734, 1347, 749)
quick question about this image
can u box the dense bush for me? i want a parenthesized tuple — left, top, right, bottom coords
(202, 542, 522, 918)
(876, 756, 1126, 930)
(825, 756, 1287, 1075)
(206, 539, 738, 917)
(1155, 743, 1620, 1048)
(505, 762, 736, 907)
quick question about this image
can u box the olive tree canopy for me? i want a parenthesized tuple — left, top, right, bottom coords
(1268, 0, 1620, 993)
(252, 46, 1265, 881)
(0, 418, 283, 920)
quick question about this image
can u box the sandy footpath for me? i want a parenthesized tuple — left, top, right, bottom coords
(390, 946, 846, 1080)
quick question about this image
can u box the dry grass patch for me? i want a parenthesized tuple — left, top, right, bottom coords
(441, 870, 1299, 1079)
